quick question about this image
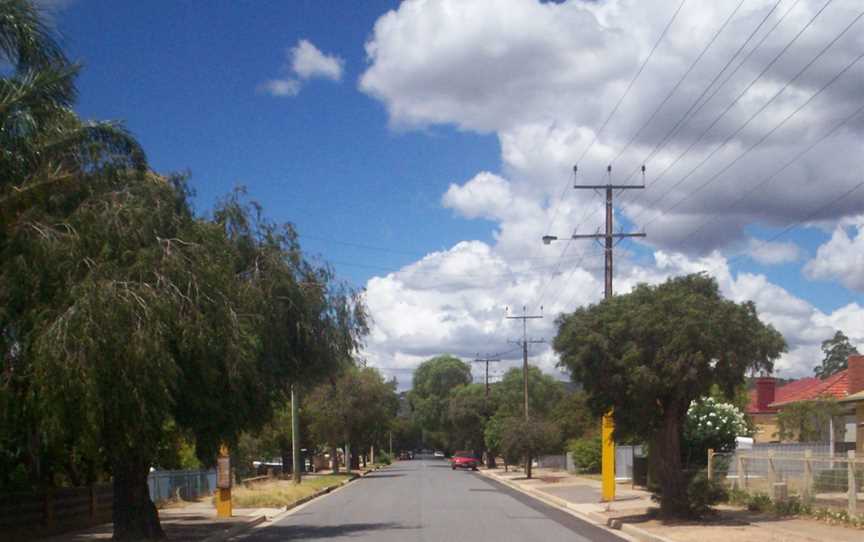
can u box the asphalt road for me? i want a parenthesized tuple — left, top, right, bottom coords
(237, 457, 623, 542)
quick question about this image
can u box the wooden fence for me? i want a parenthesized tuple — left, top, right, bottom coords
(0, 484, 112, 541)
(709, 449, 864, 515)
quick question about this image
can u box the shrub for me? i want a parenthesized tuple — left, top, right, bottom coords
(377, 452, 391, 466)
(746, 492, 772, 512)
(567, 436, 601, 473)
(773, 495, 810, 517)
(685, 471, 728, 517)
(726, 487, 749, 506)
(499, 417, 561, 468)
(682, 397, 750, 466)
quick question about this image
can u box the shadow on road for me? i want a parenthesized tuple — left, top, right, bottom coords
(246, 522, 416, 540)
(362, 473, 404, 478)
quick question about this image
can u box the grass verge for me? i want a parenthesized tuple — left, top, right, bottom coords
(230, 474, 354, 508)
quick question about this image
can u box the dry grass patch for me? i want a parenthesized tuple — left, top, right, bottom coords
(230, 474, 353, 508)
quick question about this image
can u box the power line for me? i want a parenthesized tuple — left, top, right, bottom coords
(642, 49, 864, 230)
(299, 232, 571, 261)
(322, 252, 593, 282)
(609, 0, 747, 167)
(299, 233, 429, 257)
(726, 180, 864, 268)
(677, 102, 864, 248)
(615, 0, 788, 191)
(626, 0, 839, 222)
(633, 7, 864, 223)
(542, 0, 688, 236)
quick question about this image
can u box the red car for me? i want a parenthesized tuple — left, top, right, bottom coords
(450, 451, 479, 471)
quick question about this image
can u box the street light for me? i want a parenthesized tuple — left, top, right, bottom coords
(541, 235, 557, 245)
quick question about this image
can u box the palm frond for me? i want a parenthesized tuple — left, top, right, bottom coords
(0, 62, 79, 120)
(0, 0, 67, 71)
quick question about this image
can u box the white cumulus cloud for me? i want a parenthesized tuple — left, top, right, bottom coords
(352, 0, 864, 388)
(747, 238, 802, 265)
(260, 39, 344, 97)
(804, 222, 864, 291)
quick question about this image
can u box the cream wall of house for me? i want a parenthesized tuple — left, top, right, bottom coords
(751, 413, 780, 443)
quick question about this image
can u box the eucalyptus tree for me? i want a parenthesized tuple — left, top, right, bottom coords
(407, 354, 471, 450)
(814, 330, 859, 378)
(1, 0, 147, 495)
(554, 273, 785, 518)
(306, 366, 398, 471)
(16, 178, 368, 539)
(0, 5, 372, 540)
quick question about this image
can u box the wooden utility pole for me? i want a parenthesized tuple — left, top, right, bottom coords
(473, 354, 501, 468)
(472, 354, 501, 398)
(544, 164, 645, 502)
(506, 306, 544, 479)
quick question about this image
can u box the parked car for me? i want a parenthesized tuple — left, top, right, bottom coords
(433, 450, 445, 458)
(450, 451, 478, 471)
(399, 450, 412, 460)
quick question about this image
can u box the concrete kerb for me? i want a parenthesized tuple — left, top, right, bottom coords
(218, 464, 387, 540)
(478, 469, 674, 542)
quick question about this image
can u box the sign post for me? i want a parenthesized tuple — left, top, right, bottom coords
(216, 445, 232, 518)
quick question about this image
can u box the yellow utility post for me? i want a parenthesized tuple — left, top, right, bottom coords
(215, 444, 232, 518)
(543, 166, 645, 503)
(601, 412, 615, 502)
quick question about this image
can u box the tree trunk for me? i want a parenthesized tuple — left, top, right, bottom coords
(281, 445, 291, 478)
(330, 446, 339, 474)
(112, 459, 164, 540)
(649, 404, 689, 518)
(526, 453, 532, 479)
(486, 452, 497, 469)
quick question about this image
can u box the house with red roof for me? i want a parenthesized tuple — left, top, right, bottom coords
(746, 355, 864, 453)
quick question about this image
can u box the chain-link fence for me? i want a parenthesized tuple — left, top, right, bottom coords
(710, 449, 863, 515)
(147, 469, 217, 503)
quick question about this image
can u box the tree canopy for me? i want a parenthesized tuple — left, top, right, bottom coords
(305, 366, 399, 469)
(408, 354, 472, 450)
(0, 3, 370, 538)
(554, 273, 786, 517)
(814, 330, 859, 378)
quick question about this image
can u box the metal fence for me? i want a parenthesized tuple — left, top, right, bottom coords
(147, 469, 216, 503)
(711, 449, 864, 515)
(538, 445, 643, 480)
(537, 454, 567, 470)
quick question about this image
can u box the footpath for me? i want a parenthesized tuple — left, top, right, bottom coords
(41, 468, 380, 542)
(480, 466, 863, 542)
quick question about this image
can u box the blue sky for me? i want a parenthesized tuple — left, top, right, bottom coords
(58, 0, 499, 285)
(52, 0, 864, 385)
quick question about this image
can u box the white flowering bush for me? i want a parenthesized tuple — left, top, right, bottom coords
(682, 397, 751, 465)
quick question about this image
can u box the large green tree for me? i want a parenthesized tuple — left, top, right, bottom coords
(447, 383, 489, 453)
(306, 366, 398, 472)
(493, 366, 565, 420)
(408, 354, 472, 450)
(814, 330, 859, 378)
(1, 5, 371, 538)
(554, 273, 785, 518)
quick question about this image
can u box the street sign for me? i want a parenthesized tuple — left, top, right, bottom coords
(217, 456, 232, 489)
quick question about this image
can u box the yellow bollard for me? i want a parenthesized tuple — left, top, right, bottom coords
(601, 412, 615, 502)
(215, 445, 232, 518)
